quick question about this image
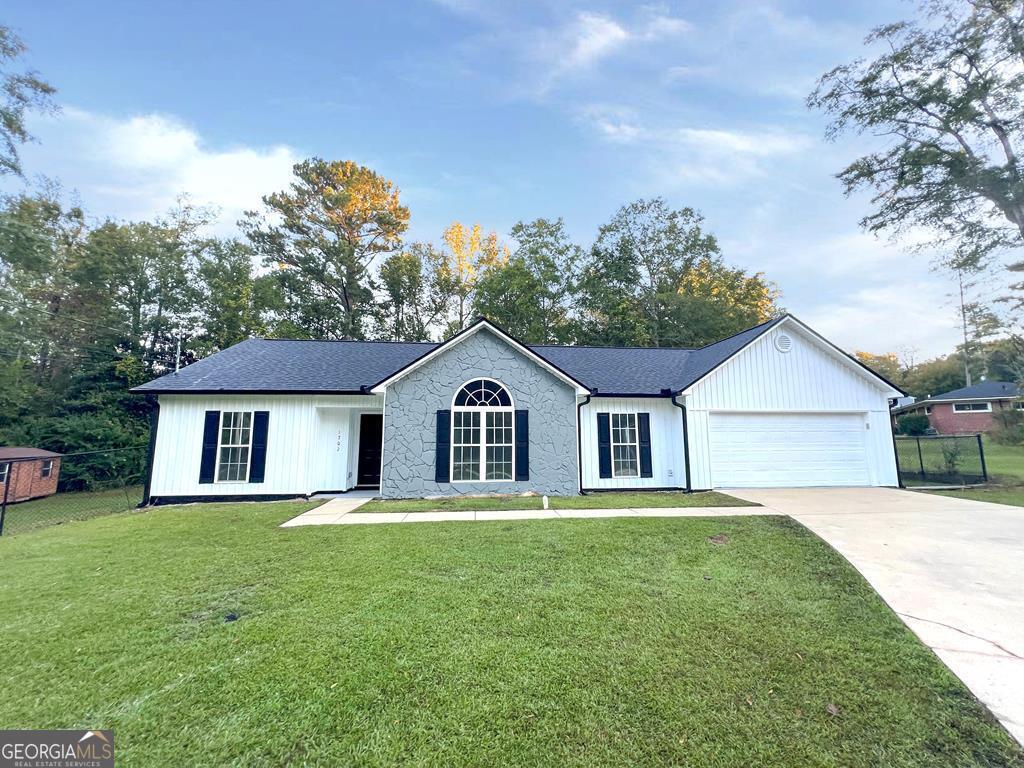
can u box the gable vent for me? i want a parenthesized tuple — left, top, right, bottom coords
(774, 333, 793, 353)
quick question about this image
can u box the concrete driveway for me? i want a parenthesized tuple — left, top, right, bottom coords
(729, 487, 1024, 745)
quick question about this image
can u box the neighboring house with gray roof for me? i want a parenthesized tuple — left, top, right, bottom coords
(892, 381, 1022, 435)
(132, 315, 903, 503)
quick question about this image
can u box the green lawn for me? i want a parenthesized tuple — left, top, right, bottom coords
(1, 503, 1020, 766)
(358, 490, 755, 513)
(925, 487, 1024, 507)
(982, 438, 1024, 483)
(915, 437, 1024, 506)
(896, 435, 1024, 486)
(1, 485, 143, 536)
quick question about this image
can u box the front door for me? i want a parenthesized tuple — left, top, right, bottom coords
(356, 413, 383, 487)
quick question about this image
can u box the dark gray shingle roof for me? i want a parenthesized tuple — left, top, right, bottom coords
(930, 381, 1020, 401)
(132, 317, 785, 396)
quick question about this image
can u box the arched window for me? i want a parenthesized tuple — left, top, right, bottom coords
(451, 378, 514, 481)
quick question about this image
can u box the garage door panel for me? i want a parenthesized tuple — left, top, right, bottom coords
(709, 412, 870, 488)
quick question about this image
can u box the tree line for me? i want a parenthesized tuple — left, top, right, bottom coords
(0, 161, 782, 469)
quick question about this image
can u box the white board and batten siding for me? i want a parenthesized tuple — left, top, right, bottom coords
(684, 323, 899, 489)
(579, 397, 687, 489)
(150, 394, 382, 498)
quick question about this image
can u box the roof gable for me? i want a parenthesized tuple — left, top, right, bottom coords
(369, 319, 590, 395)
(678, 315, 904, 397)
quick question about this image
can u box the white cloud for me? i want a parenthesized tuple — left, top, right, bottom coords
(562, 13, 632, 70)
(531, 7, 691, 92)
(576, 105, 809, 183)
(575, 104, 645, 143)
(9, 107, 301, 234)
(673, 127, 808, 157)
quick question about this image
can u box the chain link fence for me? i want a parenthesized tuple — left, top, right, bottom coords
(0, 446, 148, 536)
(894, 435, 988, 487)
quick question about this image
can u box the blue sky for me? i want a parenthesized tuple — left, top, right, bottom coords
(3, 0, 967, 356)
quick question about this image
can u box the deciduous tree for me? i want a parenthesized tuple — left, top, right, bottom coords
(440, 221, 508, 333)
(472, 218, 579, 343)
(576, 198, 780, 347)
(809, 1, 1024, 292)
(0, 26, 56, 177)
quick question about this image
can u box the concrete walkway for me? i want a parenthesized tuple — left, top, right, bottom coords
(281, 500, 774, 526)
(280, 496, 375, 526)
(730, 487, 1024, 745)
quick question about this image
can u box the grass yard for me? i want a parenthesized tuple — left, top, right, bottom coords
(982, 438, 1024, 483)
(924, 487, 1024, 508)
(1, 503, 1020, 766)
(915, 437, 1024, 506)
(357, 490, 755, 513)
(1, 484, 143, 536)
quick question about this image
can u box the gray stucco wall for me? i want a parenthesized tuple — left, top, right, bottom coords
(380, 328, 579, 498)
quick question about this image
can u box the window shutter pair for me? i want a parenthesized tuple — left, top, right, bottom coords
(198, 410, 269, 485)
(597, 412, 653, 480)
(434, 409, 529, 482)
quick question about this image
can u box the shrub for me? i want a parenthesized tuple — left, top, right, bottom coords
(990, 408, 1024, 446)
(897, 414, 930, 436)
(941, 439, 963, 476)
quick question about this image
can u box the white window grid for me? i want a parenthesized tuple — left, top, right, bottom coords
(451, 379, 515, 483)
(611, 413, 640, 478)
(215, 411, 253, 483)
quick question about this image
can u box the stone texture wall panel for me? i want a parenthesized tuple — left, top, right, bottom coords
(381, 329, 579, 498)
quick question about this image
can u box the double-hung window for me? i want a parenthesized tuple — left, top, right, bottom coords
(451, 379, 514, 482)
(1015, 401, 1024, 411)
(216, 411, 252, 482)
(0, 462, 8, 484)
(611, 413, 640, 478)
(40, 459, 53, 478)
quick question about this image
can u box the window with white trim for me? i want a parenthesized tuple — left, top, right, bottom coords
(216, 411, 252, 482)
(611, 413, 639, 478)
(1014, 401, 1024, 410)
(0, 462, 8, 484)
(953, 402, 991, 412)
(452, 379, 514, 482)
(40, 459, 53, 478)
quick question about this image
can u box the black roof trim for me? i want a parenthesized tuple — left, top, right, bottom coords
(139, 389, 375, 396)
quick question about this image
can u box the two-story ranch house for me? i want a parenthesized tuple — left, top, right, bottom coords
(132, 315, 903, 504)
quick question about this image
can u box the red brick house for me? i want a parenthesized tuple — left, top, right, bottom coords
(0, 447, 62, 503)
(892, 381, 1022, 435)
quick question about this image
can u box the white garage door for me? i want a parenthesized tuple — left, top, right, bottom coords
(709, 412, 871, 488)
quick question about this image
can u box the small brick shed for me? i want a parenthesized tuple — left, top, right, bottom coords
(0, 447, 62, 503)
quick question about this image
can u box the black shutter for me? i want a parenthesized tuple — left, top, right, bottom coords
(638, 412, 653, 478)
(435, 409, 451, 483)
(515, 409, 529, 481)
(199, 411, 220, 484)
(249, 411, 270, 483)
(597, 412, 612, 479)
